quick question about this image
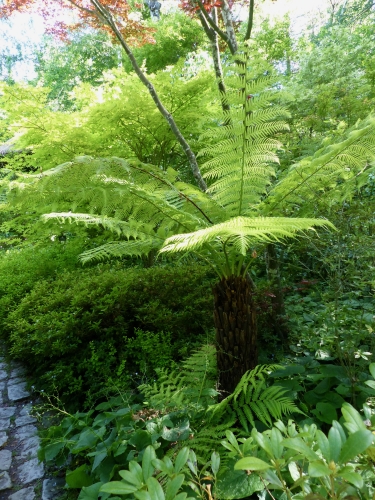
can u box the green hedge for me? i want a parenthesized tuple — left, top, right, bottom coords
(5, 262, 215, 406)
(0, 241, 86, 336)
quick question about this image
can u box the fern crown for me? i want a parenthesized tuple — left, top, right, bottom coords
(10, 46, 375, 274)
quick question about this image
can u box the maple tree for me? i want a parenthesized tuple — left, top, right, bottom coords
(0, 0, 258, 189)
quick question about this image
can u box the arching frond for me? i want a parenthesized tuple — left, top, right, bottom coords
(160, 216, 334, 256)
(79, 239, 161, 263)
(264, 116, 375, 215)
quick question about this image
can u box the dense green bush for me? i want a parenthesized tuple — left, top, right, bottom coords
(5, 262, 215, 406)
(0, 241, 86, 336)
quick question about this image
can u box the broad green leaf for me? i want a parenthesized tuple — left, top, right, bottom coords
(341, 403, 367, 432)
(339, 430, 373, 463)
(288, 462, 300, 481)
(174, 447, 189, 474)
(332, 421, 346, 443)
(100, 480, 138, 495)
(308, 461, 332, 477)
(118, 470, 143, 487)
(66, 465, 93, 488)
(234, 457, 271, 471)
(129, 461, 144, 484)
(339, 471, 363, 488)
(165, 474, 184, 500)
(216, 459, 264, 499)
(211, 451, 220, 476)
(44, 441, 65, 462)
(311, 402, 337, 425)
(92, 451, 107, 472)
(316, 430, 330, 462)
(252, 429, 274, 458)
(187, 450, 198, 475)
(174, 494, 188, 500)
(369, 363, 375, 379)
(281, 437, 319, 461)
(269, 365, 305, 377)
(71, 428, 100, 452)
(142, 445, 156, 481)
(270, 428, 283, 459)
(328, 427, 342, 463)
(263, 469, 284, 489)
(129, 430, 152, 451)
(135, 492, 152, 500)
(146, 477, 165, 500)
(152, 458, 173, 476)
(365, 380, 375, 389)
(78, 482, 104, 500)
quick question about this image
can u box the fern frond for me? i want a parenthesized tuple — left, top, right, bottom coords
(208, 365, 302, 431)
(198, 46, 290, 217)
(160, 216, 334, 256)
(139, 345, 218, 412)
(265, 115, 375, 215)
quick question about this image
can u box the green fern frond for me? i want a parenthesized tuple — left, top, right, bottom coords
(139, 345, 218, 412)
(198, 46, 290, 217)
(207, 365, 303, 432)
(79, 239, 161, 263)
(160, 216, 334, 256)
(265, 115, 375, 215)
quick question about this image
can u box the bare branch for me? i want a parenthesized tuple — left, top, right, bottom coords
(244, 0, 255, 41)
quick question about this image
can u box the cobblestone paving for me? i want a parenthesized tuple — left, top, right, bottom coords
(0, 356, 64, 499)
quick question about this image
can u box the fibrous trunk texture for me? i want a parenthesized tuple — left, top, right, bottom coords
(213, 275, 257, 397)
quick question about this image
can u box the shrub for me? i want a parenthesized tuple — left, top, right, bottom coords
(0, 240, 86, 336)
(6, 262, 215, 406)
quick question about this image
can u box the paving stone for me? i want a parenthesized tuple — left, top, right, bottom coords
(15, 424, 38, 441)
(42, 477, 65, 500)
(19, 404, 32, 417)
(0, 370, 7, 381)
(0, 449, 12, 470)
(0, 418, 10, 431)
(0, 362, 7, 371)
(0, 432, 8, 448)
(0, 407, 16, 419)
(8, 376, 24, 385)
(9, 487, 36, 500)
(18, 436, 40, 460)
(8, 382, 30, 401)
(15, 415, 37, 427)
(10, 361, 24, 371)
(0, 470, 12, 490)
(17, 457, 44, 484)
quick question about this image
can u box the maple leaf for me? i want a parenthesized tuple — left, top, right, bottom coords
(0, 0, 155, 46)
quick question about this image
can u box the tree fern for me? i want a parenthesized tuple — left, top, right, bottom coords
(1, 50, 356, 392)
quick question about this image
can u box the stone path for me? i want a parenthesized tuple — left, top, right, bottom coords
(0, 356, 64, 499)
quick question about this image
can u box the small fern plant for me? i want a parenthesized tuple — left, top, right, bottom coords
(207, 365, 303, 433)
(140, 349, 302, 462)
(140, 344, 218, 412)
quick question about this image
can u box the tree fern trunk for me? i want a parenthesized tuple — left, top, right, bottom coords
(213, 275, 257, 397)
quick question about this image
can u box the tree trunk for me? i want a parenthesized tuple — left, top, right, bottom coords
(213, 275, 257, 397)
